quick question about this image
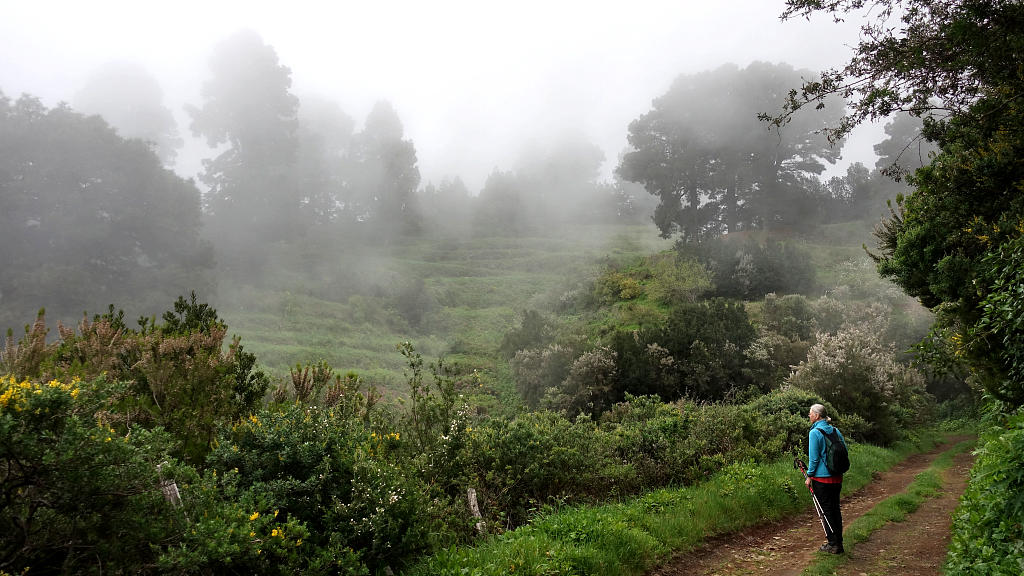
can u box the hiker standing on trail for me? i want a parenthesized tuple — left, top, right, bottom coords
(807, 403, 845, 554)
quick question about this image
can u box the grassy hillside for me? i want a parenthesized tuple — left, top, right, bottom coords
(216, 225, 673, 396)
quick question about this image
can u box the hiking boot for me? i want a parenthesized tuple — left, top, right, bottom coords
(818, 542, 844, 554)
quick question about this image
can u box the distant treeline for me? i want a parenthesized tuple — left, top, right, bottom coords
(1, 32, 931, 329)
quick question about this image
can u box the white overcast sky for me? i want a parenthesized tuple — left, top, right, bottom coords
(0, 0, 880, 190)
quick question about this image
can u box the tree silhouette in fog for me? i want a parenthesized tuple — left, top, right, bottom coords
(619, 62, 844, 241)
(0, 92, 211, 327)
(73, 61, 183, 166)
(187, 29, 300, 258)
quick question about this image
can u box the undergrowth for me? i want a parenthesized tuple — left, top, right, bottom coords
(400, 434, 946, 576)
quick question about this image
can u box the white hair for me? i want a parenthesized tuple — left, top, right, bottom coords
(810, 403, 831, 422)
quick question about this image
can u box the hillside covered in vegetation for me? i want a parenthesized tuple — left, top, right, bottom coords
(4, 1, 1023, 574)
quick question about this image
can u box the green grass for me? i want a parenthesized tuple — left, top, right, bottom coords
(800, 438, 976, 576)
(399, 434, 949, 576)
(212, 220, 913, 403)
(216, 225, 671, 395)
(221, 288, 446, 384)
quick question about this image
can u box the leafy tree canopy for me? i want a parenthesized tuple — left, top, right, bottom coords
(0, 92, 212, 328)
(775, 0, 1024, 403)
(771, 0, 1024, 145)
(347, 100, 422, 236)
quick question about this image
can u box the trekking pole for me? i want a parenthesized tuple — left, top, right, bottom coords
(793, 458, 834, 536)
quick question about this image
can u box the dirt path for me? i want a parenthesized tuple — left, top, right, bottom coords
(648, 436, 974, 576)
(833, 449, 974, 576)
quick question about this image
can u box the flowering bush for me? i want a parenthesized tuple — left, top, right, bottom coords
(4, 296, 269, 464)
(511, 344, 575, 408)
(159, 467, 328, 576)
(787, 321, 932, 444)
(0, 375, 182, 574)
(199, 402, 433, 573)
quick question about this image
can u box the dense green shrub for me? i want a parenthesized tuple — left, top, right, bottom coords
(196, 402, 434, 573)
(643, 252, 713, 306)
(744, 292, 821, 387)
(946, 411, 1024, 575)
(499, 310, 553, 359)
(744, 331, 812, 387)
(760, 293, 818, 341)
(968, 234, 1024, 405)
(160, 467, 335, 575)
(744, 387, 835, 450)
(600, 395, 691, 488)
(511, 344, 575, 408)
(606, 298, 764, 405)
(590, 251, 711, 308)
(595, 269, 647, 303)
(466, 411, 631, 528)
(601, 397, 761, 487)
(601, 390, 855, 490)
(0, 375, 183, 574)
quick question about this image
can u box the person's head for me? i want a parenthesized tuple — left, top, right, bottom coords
(809, 403, 827, 423)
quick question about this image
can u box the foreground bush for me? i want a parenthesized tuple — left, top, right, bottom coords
(468, 411, 631, 528)
(683, 235, 817, 299)
(3, 295, 269, 464)
(946, 410, 1024, 575)
(163, 402, 434, 574)
(0, 375, 182, 574)
(465, 388, 855, 533)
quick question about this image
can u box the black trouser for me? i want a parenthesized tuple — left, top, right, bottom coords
(811, 479, 843, 546)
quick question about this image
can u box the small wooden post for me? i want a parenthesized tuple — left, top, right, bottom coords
(467, 487, 486, 534)
(157, 462, 182, 507)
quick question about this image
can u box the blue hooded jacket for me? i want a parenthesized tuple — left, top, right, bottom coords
(807, 419, 845, 478)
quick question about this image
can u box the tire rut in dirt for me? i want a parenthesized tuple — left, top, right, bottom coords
(832, 450, 975, 576)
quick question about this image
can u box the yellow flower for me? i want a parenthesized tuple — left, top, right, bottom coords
(249, 511, 260, 521)
(0, 387, 17, 410)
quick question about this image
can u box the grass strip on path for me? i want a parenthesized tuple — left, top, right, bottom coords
(799, 438, 976, 576)
(400, 433, 951, 576)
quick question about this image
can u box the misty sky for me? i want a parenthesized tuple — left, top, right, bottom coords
(0, 0, 879, 190)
